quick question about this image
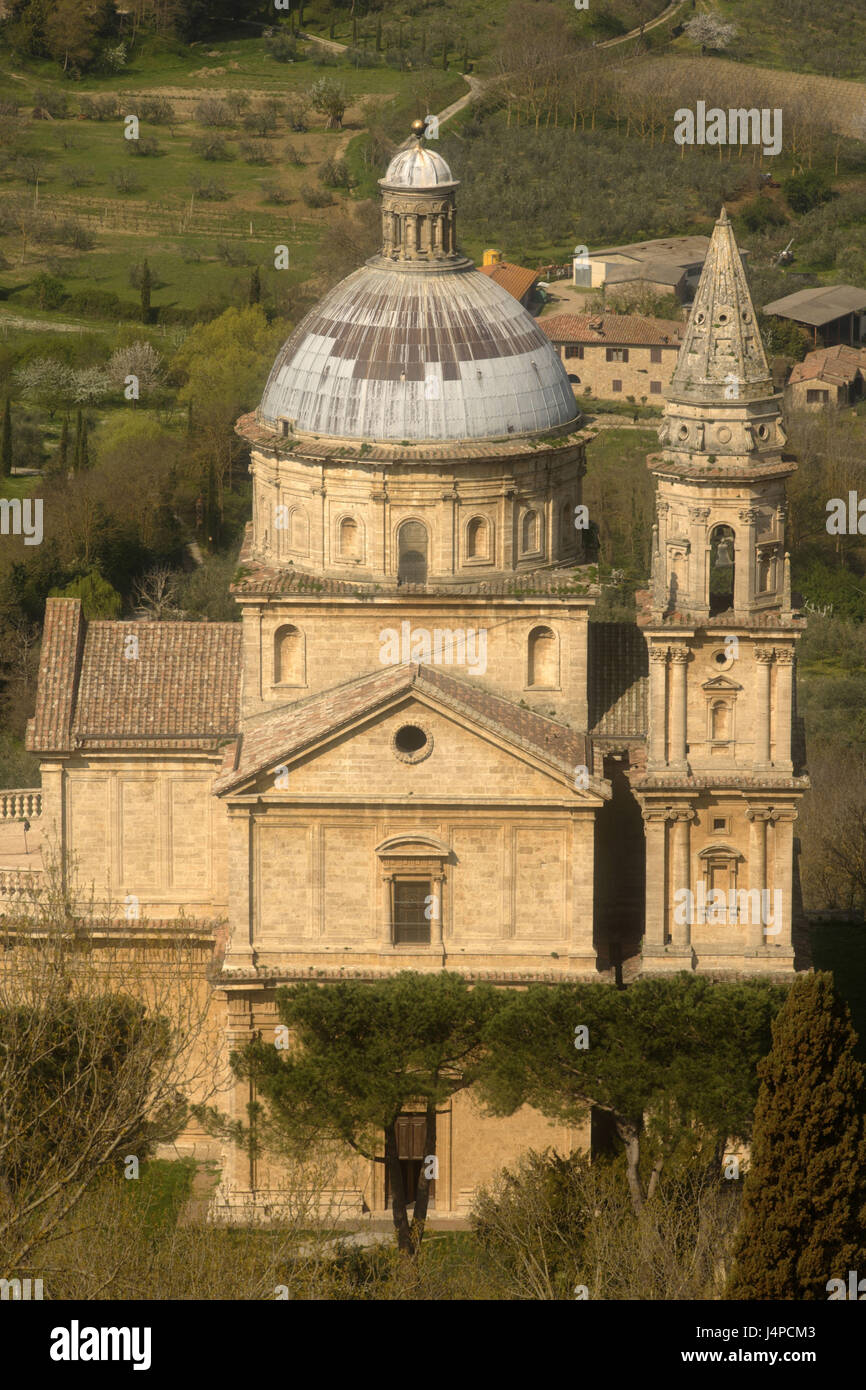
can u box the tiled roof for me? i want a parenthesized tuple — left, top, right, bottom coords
(27, 599, 242, 753)
(588, 622, 648, 737)
(27, 598, 85, 753)
(539, 313, 684, 347)
(788, 344, 866, 387)
(214, 663, 592, 795)
(478, 261, 541, 302)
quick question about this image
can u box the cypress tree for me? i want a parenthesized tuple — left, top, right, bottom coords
(420, 27, 426, 57)
(329, 15, 335, 40)
(375, 15, 382, 50)
(726, 972, 866, 1300)
(1, 398, 12, 477)
(441, 41, 449, 71)
(248, 265, 261, 305)
(57, 413, 69, 473)
(352, 16, 357, 45)
(140, 258, 152, 324)
(78, 423, 90, 472)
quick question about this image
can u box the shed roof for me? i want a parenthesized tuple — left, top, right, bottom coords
(763, 284, 866, 326)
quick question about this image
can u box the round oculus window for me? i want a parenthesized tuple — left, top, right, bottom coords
(393, 723, 433, 764)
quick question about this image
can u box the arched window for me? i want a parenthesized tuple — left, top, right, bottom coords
(710, 700, 730, 741)
(522, 510, 540, 554)
(466, 515, 489, 561)
(339, 515, 362, 561)
(290, 508, 308, 555)
(527, 625, 558, 688)
(397, 519, 428, 585)
(709, 523, 735, 616)
(274, 624, 304, 685)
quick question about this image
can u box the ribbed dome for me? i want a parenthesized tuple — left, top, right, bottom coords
(258, 263, 579, 442)
(383, 144, 454, 188)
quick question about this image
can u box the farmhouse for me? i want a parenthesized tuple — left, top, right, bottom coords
(763, 284, 866, 349)
(786, 344, 866, 409)
(539, 311, 684, 400)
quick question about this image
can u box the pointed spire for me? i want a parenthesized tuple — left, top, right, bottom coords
(669, 206, 773, 405)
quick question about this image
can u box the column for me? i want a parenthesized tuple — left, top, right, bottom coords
(746, 807, 769, 950)
(382, 873, 394, 948)
(649, 646, 668, 767)
(670, 809, 695, 948)
(669, 645, 690, 770)
(774, 648, 794, 770)
(642, 807, 669, 948)
(770, 809, 796, 952)
(224, 805, 255, 969)
(754, 647, 773, 768)
(432, 871, 445, 951)
(737, 508, 758, 610)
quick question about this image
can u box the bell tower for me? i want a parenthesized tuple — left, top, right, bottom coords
(635, 208, 808, 976)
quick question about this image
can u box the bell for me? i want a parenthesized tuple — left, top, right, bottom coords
(715, 539, 733, 567)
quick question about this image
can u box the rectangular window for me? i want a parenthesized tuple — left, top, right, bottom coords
(650, 346, 662, 363)
(385, 1114, 434, 1207)
(650, 380, 662, 394)
(565, 343, 584, 359)
(606, 348, 628, 362)
(806, 388, 829, 403)
(612, 379, 622, 392)
(393, 879, 431, 944)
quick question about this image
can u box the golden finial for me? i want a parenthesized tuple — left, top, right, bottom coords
(411, 118, 426, 141)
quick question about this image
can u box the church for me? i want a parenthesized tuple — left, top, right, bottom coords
(24, 127, 809, 1219)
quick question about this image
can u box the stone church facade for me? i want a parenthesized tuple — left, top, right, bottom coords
(24, 137, 808, 1220)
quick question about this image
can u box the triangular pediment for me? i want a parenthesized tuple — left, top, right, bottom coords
(701, 674, 743, 692)
(214, 664, 608, 803)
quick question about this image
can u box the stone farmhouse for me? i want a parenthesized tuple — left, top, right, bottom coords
(16, 131, 808, 1221)
(540, 311, 685, 402)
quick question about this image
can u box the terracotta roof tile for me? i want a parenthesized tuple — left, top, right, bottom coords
(27, 599, 242, 753)
(539, 312, 684, 348)
(26, 598, 85, 752)
(788, 344, 866, 387)
(478, 261, 541, 302)
(214, 663, 592, 794)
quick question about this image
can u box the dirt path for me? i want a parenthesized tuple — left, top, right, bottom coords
(598, 0, 688, 49)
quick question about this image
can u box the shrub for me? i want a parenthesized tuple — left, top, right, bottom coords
(319, 156, 351, 189)
(109, 169, 142, 194)
(268, 30, 298, 63)
(283, 142, 305, 166)
(784, 170, 834, 215)
(79, 95, 119, 121)
(738, 196, 786, 235)
(29, 273, 67, 310)
(261, 181, 293, 205)
(215, 240, 250, 266)
(126, 136, 161, 158)
(188, 175, 229, 202)
(300, 183, 333, 208)
(191, 134, 232, 162)
(33, 89, 69, 119)
(137, 97, 175, 125)
(61, 165, 95, 189)
(193, 99, 231, 127)
(239, 141, 271, 165)
(285, 96, 309, 132)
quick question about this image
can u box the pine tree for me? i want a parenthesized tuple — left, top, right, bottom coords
(726, 972, 866, 1300)
(1, 398, 12, 478)
(248, 266, 261, 306)
(57, 414, 69, 473)
(140, 258, 152, 324)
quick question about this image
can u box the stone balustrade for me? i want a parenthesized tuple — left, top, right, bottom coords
(0, 789, 42, 821)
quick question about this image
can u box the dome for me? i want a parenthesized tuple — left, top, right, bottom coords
(383, 143, 454, 188)
(258, 264, 579, 442)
